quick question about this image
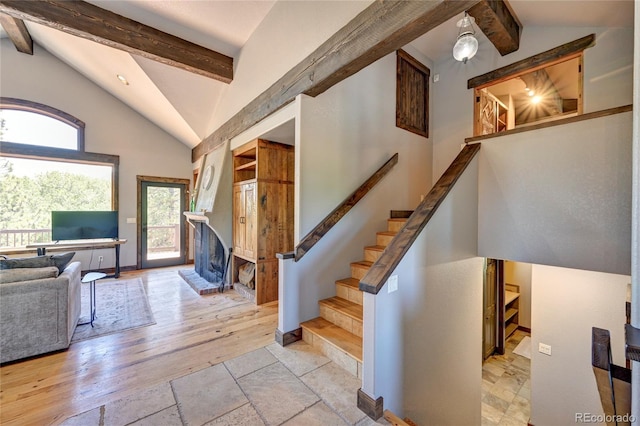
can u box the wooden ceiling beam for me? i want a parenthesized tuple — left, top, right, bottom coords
(0, 0, 233, 83)
(467, 0, 520, 56)
(0, 13, 33, 54)
(192, 0, 480, 161)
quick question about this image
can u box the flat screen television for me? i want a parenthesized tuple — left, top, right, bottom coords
(51, 211, 118, 241)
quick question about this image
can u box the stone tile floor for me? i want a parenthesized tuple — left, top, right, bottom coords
(61, 341, 390, 426)
(481, 330, 531, 426)
(62, 331, 531, 426)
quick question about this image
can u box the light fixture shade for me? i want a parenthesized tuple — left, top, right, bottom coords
(453, 12, 478, 64)
(453, 34, 478, 63)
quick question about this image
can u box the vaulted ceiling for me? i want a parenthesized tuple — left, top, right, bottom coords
(0, 1, 634, 149)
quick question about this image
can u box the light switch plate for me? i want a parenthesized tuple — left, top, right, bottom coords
(126, 217, 136, 224)
(388, 275, 398, 293)
(538, 342, 552, 356)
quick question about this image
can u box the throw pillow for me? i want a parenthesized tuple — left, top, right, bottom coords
(50, 252, 76, 274)
(0, 266, 60, 284)
(0, 255, 52, 270)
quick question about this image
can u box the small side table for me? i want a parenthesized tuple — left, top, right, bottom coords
(81, 272, 106, 327)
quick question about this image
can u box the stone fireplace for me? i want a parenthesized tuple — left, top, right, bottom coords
(179, 218, 230, 295)
(179, 140, 233, 295)
(194, 222, 226, 284)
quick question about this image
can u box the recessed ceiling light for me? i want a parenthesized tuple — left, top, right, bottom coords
(531, 95, 542, 104)
(116, 74, 129, 85)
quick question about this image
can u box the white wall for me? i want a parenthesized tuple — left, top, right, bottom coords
(431, 26, 634, 181)
(1, 40, 193, 269)
(504, 261, 532, 330)
(206, 0, 373, 135)
(279, 50, 432, 327)
(477, 111, 632, 276)
(631, 1, 640, 420)
(530, 265, 629, 425)
(368, 156, 483, 425)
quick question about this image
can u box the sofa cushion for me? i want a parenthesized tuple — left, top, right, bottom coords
(1, 255, 51, 270)
(0, 266, 60, 284)
(51, 252, 76, 273)
(0, 252, 76, 274)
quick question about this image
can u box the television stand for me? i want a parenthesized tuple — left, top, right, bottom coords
(27, 239, 127, 278)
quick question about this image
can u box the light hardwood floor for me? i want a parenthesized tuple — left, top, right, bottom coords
(0, 266, 278, 426)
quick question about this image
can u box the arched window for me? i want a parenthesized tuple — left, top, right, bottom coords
(0, 98, 119, 249)
(1, 98, 84, 150)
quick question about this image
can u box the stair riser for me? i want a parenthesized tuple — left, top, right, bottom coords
(302, 329, 362, 378)
(320, 305, 363, 338)
(336, 283, 363, 305)
(387, 219, 407, 233)
(376, 233, 394, 246)
(351, 264, 370, 280)
(364, 248, 382, 263)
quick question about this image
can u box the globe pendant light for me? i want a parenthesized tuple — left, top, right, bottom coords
(453, 12, 478, 64)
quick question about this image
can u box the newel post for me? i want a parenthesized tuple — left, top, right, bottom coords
(358, 291, 383, 420)
(274, 252, 302, 346)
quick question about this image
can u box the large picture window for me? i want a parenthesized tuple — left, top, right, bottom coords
(0, 98, 118, 249)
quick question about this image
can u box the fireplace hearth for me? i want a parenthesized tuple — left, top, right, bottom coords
(179, 221, 230, 295)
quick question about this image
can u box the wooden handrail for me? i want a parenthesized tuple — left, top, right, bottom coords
(383, 410, 417, 426)
(465, 104, 632, 145)
(293, 153, 399, 262)
(360, 144, 481, 294)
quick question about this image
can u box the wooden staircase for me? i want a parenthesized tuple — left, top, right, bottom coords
(300, 215, 408, 377)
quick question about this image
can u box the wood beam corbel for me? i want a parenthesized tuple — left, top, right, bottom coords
(192, 0, 480, 161)
(467, 0, 520, 56)
(0, 0, 233, 82)
(0, 13, 33, 54)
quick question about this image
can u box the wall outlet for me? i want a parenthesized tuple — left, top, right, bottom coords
(387, 275, 398, 293)
(126, 217, 136, 224)
(538, 342, 552, 356)
(98, 256, 104, 263)
(433, 73, 440, 82)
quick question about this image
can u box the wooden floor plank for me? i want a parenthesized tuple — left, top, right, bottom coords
(0, 266, 278, 425)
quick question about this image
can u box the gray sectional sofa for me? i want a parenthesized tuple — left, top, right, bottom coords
(0, 259, 81, 363)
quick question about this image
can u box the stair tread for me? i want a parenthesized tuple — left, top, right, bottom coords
(377, 231, 397, 236)
(351, 260, 373, 268)
(301, 317, 362, 362)
(336, 277, 360, 288)
(364, 245, 386, 252)
(388, 218, 408, 222)
(319, 296, 363, 321)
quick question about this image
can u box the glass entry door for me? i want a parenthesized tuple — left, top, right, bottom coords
(140, 180, 187, 268)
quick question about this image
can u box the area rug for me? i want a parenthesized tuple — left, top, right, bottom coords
(513, 336, 531, 359)
(71, 278, 155, 343)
